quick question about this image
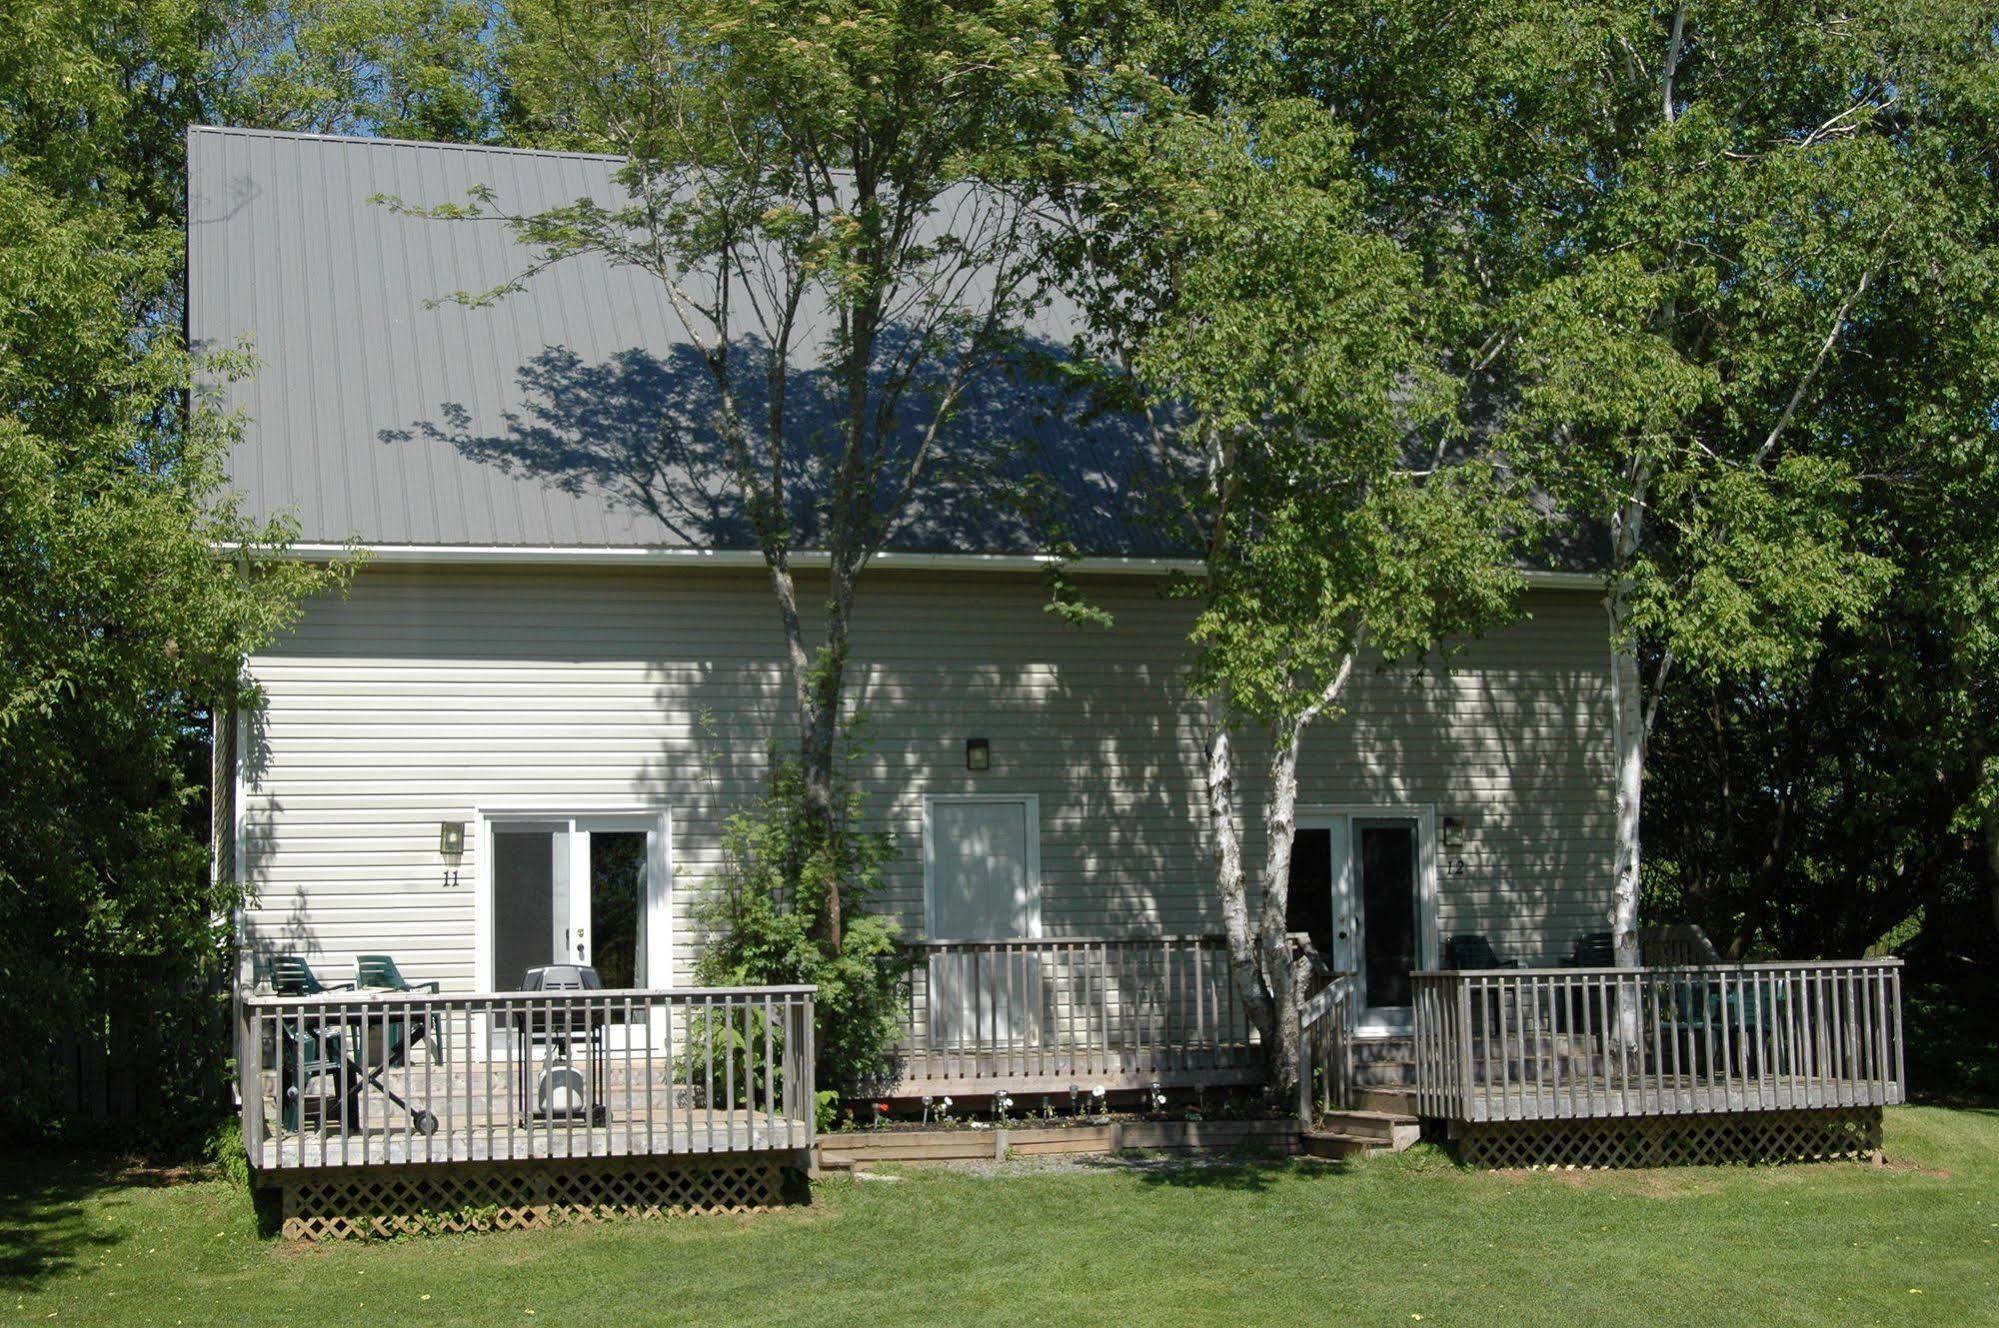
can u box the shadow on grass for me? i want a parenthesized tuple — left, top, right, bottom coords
(0, 1143, 279, 1291)
(1072, 1149, 1359, 1192)
(1926, 1104, 1999, 1123)
(0, 1153, 152, 1291)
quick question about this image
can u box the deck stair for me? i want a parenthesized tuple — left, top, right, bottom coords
(1353, 1037, 1417, 1088)
(1303, 1106, 1421, 1160)
(1354, 1086, 1419, 1116)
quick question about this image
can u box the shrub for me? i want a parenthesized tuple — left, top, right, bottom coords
(693, 743, 909, 1097)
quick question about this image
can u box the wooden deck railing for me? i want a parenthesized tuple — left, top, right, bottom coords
(1297, 973, 1359, 1120)
(239, 986, 816, 1170)
(896, 936, 1262, 1094)
(1412, 960, 1904, 1123)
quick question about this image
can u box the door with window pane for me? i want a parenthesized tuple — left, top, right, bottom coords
(488, 815, 666, 1045)
(1354, 819, 1420, 1014)
(1294, 812, 1427, 1034)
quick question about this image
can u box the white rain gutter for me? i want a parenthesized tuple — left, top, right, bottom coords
(221, 541, 1602, 589)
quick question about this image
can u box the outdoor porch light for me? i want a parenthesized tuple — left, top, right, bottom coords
(1442, 816, 1467, 849)
(965, 738, 991, 772)
(439, 820, 466, 858)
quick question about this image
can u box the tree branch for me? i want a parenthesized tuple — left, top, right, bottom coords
(1754, 264, 1874, 468)
(1661, 2, 1688, 125)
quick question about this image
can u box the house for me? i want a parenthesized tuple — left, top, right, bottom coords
(192, 127, 1903, 1234)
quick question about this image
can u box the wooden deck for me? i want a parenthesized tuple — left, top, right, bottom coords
(1412, 960, 1905, 1126)
(241, 984, 817, 1172)
(893, 935, 1266, 1097)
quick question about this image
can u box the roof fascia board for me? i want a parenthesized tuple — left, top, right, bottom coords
(220, 541, 1600, 589)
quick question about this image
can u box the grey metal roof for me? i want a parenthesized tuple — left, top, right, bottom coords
(187, 126, 1167, 555)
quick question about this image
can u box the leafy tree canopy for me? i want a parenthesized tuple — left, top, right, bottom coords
(1, 0, 350, 1130)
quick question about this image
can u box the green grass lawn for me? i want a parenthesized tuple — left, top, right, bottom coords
(5, 1107, 1995, 1328)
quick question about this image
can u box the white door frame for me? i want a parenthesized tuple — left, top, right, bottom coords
(472, 804, 674, 994)
(920, 794, 1043, 940)
(1296, 803, 1438, 1038)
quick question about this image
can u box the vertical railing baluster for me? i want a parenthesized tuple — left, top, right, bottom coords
(1873, 966, 1889, 1105)
(1456, 976, 1475, 1121)
(666, 995, 679, 1153)
(1694, 968, 1712, 1109)
(1890, 963, 1905, 1103)
(704, 993, 717, 1154)
(1756, 972, 1772, 1109)
(1097, 941, 1111, 1080)
(1541, 974, 1555, 1118)
(1193, 940, 1208, 1076)
(1008, 943, 1020, 1082)
(1811, 969, 1826, 1106)
(238, 1000, 264, 1170)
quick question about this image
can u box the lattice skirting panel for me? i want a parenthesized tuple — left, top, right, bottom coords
(277, 1155, 800, 1240)
(1451, 1107, 1884, 1170)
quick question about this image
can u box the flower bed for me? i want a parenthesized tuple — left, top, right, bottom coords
(814, 1118, 1301, 1168)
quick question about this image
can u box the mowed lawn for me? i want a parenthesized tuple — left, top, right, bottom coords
(4, 1107, 1995, 1328)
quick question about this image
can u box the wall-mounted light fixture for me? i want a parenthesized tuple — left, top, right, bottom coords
(965, 738, 991, 772)
(438, 821, 467, 889)
(1441, 816, 1467, 849)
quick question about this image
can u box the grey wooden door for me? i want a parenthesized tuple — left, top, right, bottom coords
(924, 797, 1041, 1048)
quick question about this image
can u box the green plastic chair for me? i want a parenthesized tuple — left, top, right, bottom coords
(356, 952, 442, 1063)
(1568, 931, 1617, 967)
(353, 954, 443, 1135)
(1445, 934, 1522, 970)
(268, 954, 358, 1131)
(356, 954, 439, 995)
(270, 953, 350, 995)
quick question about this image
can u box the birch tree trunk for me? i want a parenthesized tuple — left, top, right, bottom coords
(1604, 472, 1652, 1054)
(1607, 603, 1645, 971)
(1202, 649, 1360, 1091)
(1255, 714, 1311, 1089)
(1601, 4, 1685, 976)
(1205, 694, 1276, 1047)
(1605, 466, 1650, 972)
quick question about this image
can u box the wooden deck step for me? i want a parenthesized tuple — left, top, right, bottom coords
(1353, 1038, 1418, 1088)
(1300, 1131, 1384, 1161)
(1355, 1086, 1419, 1115)
(1315, 1109, 1420, 1151)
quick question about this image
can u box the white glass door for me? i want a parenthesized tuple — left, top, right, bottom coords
(1299, 808, 1435, 1036)
(1352, 818, 1421, 1027)
(487, 812, 668, 1048)
(492, 822, 572, 990)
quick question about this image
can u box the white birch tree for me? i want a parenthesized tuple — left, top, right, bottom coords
(1122, 105, 1530, 1087)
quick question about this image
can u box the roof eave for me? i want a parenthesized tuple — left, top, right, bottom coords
(217, 541, 1602, 589)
